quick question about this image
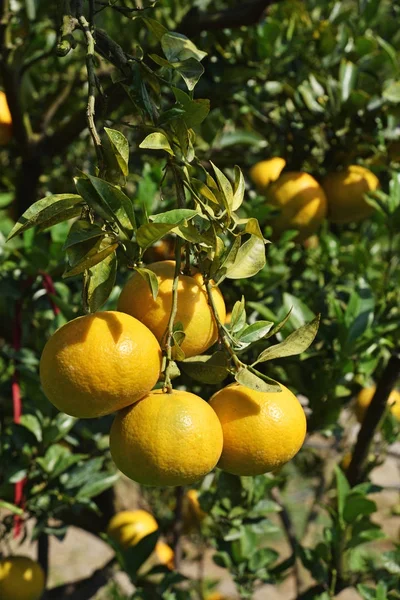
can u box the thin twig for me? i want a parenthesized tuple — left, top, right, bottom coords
(163, 239, 182, 392)
(347, 353, 400, 486)
(205, 279, 241, 371)
(77, 14, 102, 163)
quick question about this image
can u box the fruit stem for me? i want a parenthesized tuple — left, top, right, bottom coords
(164, 164, 185, 392)
(205, 279, 242, 372)
(347, 352, 400, 486)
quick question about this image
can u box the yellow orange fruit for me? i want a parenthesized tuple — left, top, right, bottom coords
(322, 165, 379, 224)
(0, 556, 45, 600)
(0, 91, 12, 145)
(144, 237, 175, 263)
(355, 386, 400, 423)
(183, 489, 206, 530)
(117, 261, 226, 358)
(110, 388, 223, 486)
(225, 312, 232, 325)
(206, 593, 232, 600)
(107, 510, 158, 549)
(249, 157, 286, 191)
(209, 383, 307, 476)
(340, 452, 352, 471)
(40, 311, 162, 418)
(266, 172, 327, 241)
(155, 541, 175, 569)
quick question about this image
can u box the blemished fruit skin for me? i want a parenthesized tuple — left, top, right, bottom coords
(107, 510, 158, 549)
(209, 382, 307, 476)
(0, 91, 12, 145)
(249, 157, 286, 191)
(0, 556, 45, 600)
(267, 172, 327, 241)
(355, 386, 400, 423)
(117, 260, 226, 358)
(40, 311, 162, 418)
(110, 388, 223, 486)
(322, 165, 379, 224)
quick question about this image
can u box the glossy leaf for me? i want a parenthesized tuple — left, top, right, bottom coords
(104, 128, 129, 176)
(235, 367, 281, 393)
(180, 352, 230, 384)
(139, 132, 174, 155)
(63, 239, 118, 278)
(7, 194, 83, 240)
(238, 321, 274, 344)
(253, 315, 320, 364)
(226, 236, 266, 279)
(134, 267, 159, 300)
(87, 250, 117, 311)
(161, 32, 207, 63)
(63, 221, 104, 250)
(88, 175, 136, 235)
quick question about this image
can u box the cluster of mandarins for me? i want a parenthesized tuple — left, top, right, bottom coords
(250, 157, 379, 241)
(39, 260, 307, 487)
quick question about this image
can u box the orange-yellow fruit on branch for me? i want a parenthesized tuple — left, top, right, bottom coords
(267, 172, 327, 241)
(249, 157, 286, 191)
(107, 510, 158, 549)
(40, 311, 162, 418)
(117, 260, 226, 358)
(0, 556, 45, 600)
(355, 386, 400, 423)
(110, 388, 223, 486)
(209, 382, 307, 476)
(183, 489, 206, 530)
(0, 91, 12, 145)
(322, 165, 379, 224)
(155, 541, 175, 570)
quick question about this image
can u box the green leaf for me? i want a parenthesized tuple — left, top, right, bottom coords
(7, 194, 83, 240)
(383, 81, 400, 103)
(123, 531, 159, 576)
(334, 466, 350, 524)
(136, 222, 176, 250)
(151, 209, 198, 224)
(343, 495, 376, 524)
(253, 315, 320, 364)
(63, 221, 104, 250)
(87, 175, 136, 235)
(173, 88, 210, 127)
(180, 352, 230, 384)
(340, 60, 358, 103)
(139, 132, 174, 155)
(141, 17, 168, 41)
(43, 414, 76, 445)
(282, 293, 316, 333)
(77, 472, 119, 499)
(226, 236, 266, 279)
(191, 178, 219, 206)
(0, 192, 13, 208)
(63, 240, 118, 278)
(161, 32, 207, 63)
(230, 297, 246, 333)
(249, 548, 279, 571)
(0, 500, 24, 516)
(134, 267, 159, 300)
(238, 321, 274, 344)
(19, 414, 42, 442)
(75, 178, 115, 221)
(298, 82, 324, 113)
(210, 161, 233, 212)
(87, 250, 117, 311)
(174, 58, 205, 91)
(235, 367, 281, 393)
(104, 128, 129, 176)
(64, 457, 105, 490)
(232, 166, 245, 211)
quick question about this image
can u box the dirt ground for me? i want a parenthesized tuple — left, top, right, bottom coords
(5, 439, 400, 600)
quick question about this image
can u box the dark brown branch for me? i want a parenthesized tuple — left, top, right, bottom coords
(178, 0, 277, 37)
(347, 353, 400, 486)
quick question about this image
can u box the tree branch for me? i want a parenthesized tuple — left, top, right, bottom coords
(347, 352, 400, 486)
(178, 0, 277, 37)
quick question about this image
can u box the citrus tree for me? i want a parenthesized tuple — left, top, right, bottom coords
(1, 1, 400, 600)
